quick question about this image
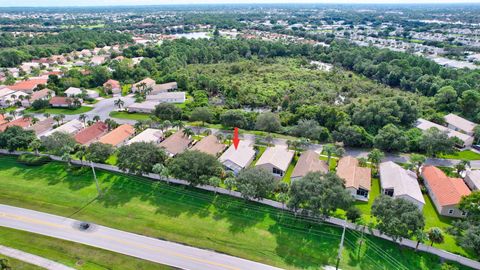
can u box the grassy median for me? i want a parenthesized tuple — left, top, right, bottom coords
(0, 155, 474, 270)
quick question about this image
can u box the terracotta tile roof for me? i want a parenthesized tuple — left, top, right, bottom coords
(30, 89, 53, 101)
(103, 79, 120, 89)
(9, 79, 47, 92)
(49, 96, 71, 106)
(291, 150, 329, 179)
(0, 115, 7, 126)
(190, 135, 226, 156)
(0, 117, 32, 132)
(98, 124, 134, 146)
(74, 122, 108, 145)
(422, 166, 471, 206)
(159, 130, 192, 156)
(336, 156, 371, 191)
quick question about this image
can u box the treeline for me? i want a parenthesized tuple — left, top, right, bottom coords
(0, 30, 132, 67)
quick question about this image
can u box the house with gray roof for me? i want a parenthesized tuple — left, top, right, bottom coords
(256, 145, 294, 178)
(465, 170, 480, 191)
(219, 140, 255, 175)
(444, 113, 477, 136)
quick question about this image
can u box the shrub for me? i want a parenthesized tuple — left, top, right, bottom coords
(17, 154, 51, 166)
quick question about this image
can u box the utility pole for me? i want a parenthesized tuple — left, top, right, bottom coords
(90, 161, 102, 197)
(336, 218, 347, 270)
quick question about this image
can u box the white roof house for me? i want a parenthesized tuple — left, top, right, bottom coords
(42, 119, 84, 137)
(127, 101, 160, 113)
(127, 128, 163, 144)
(416, 118, 474, 147)
(444, 113, 477, 136)
(219, 140, 256, 175)
(64, 87, 99, 99)
(465, 170, 480, 191)
(255, 145, 294, 177)
(146, 92, 186, 103)
(379, 161, 425, 209)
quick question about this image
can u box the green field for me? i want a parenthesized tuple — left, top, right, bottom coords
(0, 227, 172, 270)
(439, 150, 480, 161)
(109, 111, 151, 120)
(0, 255, 43, 270)
(0, 155, 473, 270)
(26, 106, 93, 115)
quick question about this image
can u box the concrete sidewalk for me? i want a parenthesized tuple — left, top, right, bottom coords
(0, 245, 75, 270)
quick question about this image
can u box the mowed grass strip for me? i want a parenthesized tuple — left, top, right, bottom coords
(0, 227, 174, 270)
(0, 254, 44, 270)
(0, 155, 473, 270)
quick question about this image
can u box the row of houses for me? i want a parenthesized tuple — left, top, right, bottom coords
(416, 113, 478, 148)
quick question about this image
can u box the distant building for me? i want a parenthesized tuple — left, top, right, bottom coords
(127, 101, 159, 113)
(379, 161, 425, 209)
(422, 166, 471, 218)
(65, 87, 99, 99)
(146, 92, 186, 103)
(151, 82, 178, 95)
(43, 119, 84, 137)
(22, 88, 55, 107)
(464, 170, 480, 191)
(131, 78, 156, 92)
(103, 79, 121, 96)
(0, 117, 32, 132)
(26, 118, 55, 137)
(8, 79, 48, 93)
(444, 113, 477, 136)
(127, 128, 163, 145)
(336, 156, 371, 201)
(255, 145, 294, 178)
(74, 122, 109, 145)
(49, 96, 73, 108)
(291, 150, 329, 181)
(98, 124, 135, 147)
(416, 118, 474, 147)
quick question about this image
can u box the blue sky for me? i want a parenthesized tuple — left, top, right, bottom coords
(1, 0, 480, 7)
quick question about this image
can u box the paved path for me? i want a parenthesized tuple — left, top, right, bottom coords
(0, 245, 75, 270)
(0, 204, 282, 270)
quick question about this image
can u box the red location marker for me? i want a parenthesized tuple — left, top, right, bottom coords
(233, 127, 240, 150)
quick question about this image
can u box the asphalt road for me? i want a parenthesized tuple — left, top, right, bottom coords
(0, 204, 282, 270)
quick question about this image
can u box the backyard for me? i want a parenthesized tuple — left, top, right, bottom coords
(0, 155, 472, 270)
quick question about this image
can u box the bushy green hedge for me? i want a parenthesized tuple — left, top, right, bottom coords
(17, 154, 51, 166)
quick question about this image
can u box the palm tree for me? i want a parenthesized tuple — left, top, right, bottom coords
(265, 134, 274, 146)
(182, 128, 194, 137)
(455, 160, 471, 175)
(153, 163, 170, 184)
(215, 133, 225, 142)
(414, 230, 428, 252)
(79, 114, 88, 125)
(59, 114, 66, 124)
(43, 112, 50, 119)
(163, 120, 172, 131)
(114, 99, 124, 111)
(31, 117, 39, 125)
(358, 157, 368, 167)
(9, 110, 16, 119)
(173, 120, 184, 130)
(76, 146, 87, 165)
(93, 115, 100, 122)
(368, 149, 385, 170)
(53, 115, 62, 126)
(73, 97, 82, 108)
(4, 116, 12, 122)
(427, 227, 444, 247)
(22, 113, 32, 120)
(203, 128, 212, 136)
(0, 108, 5, 118)
(29, 140, 42, 156)
(409, 153, 426, 177)
(323, 144, 338, 167)
(226, 134, 233, 145)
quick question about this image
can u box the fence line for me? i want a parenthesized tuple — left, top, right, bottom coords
(2, 150, 480, 269)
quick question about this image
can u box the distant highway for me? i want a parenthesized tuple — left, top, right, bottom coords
(0, 204, 282, 270)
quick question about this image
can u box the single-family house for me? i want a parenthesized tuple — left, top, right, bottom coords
(464, 170, 480, 191)
(127, 128, 163, 145)
(379, 161, 425, 209)
(444, 113, 477, 136)
(336, 156, 371, 201)
(416, 118, 474, 147)
(42, 119, 84, 137)
(0, 90, 26, 107)
(150, 82, 178, 95)
(190, 135, 226, 157)
(98, 124, 135, 147)
(159, 130, 193, 157)
(22, 88, 55, 107)
(90, 55, 107, 66)
(132, 78, 156, 92)
(0, 117, 32, 132)
(219, 140, 256, 175)
(74, 122, 109, 145)
(422, 166, 471, 218)
(49, 96, 73, 108)
(8, 79, 48, 93)
(291, 150, 329, 181)
(103, 79, 121, 95)
(27, 118, 55, 137)
(255, 145, 294, 178)
(65, 87, 99, 99)
(127, 101, 159, 113)
(146, 92, 186, 103)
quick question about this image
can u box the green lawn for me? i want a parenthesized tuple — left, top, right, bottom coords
(282, 155, 297, 184)
(0, 227, 173, 270)
(439, 150, 480, 161)
(0, 254, 43, 270)
(109, 111, 151, 120)
(354, 178, 381, 225)
(319, 155, 338, 171)
(0, 155, 474, 270)
(105, 152, 118, 165)
(251, 146, 266, 166)
(26, 106, 93, 115)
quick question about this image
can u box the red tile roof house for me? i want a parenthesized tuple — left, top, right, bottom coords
(49, 96, 73, 108)
(0, 117, 32, 132)
(421, 166, 471, 218)
(103, 79, 121, 96)
(8, 79, 48, 94)
(74, 122, 109, 145)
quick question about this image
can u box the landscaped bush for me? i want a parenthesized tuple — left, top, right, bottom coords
(17, 154, 51, 166)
